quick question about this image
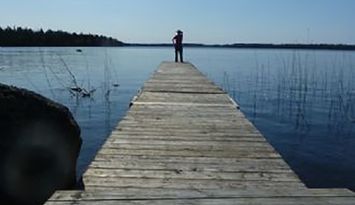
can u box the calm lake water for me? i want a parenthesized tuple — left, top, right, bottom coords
(0, 47, 354, 190)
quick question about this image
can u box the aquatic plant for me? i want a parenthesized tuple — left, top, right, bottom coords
(37, 49, 120, 99)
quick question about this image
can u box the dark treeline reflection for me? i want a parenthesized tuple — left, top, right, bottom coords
(221, 51, 355, 190)
(0, 26, 124, 46)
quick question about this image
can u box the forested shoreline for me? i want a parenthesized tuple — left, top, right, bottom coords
(0, 26, 124, 46)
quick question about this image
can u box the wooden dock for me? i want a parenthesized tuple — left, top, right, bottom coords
(46, 62, 355, 204)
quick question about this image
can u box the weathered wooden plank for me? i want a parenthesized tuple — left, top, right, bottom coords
(116, 120, 255, 127)
(127, 103, 241, 110)
(114, 127, 261, 135)
(95, 148, 281, 158)
(107, 135, 267, 142)
(101, 141, 274, 150)
(89, 157, 292, 171)
(91, 155, 289, 166)
(44, 198, 355, 205)
(109, 130, 263, 138)
(142, 86, 224, 94)
(48, 188, 355, 201)
(47, 188, 355, 205)
(137, 92, 234, 104)
(87, 162, 293, 174)
(105, 140, 268, 146)
(83, 177, 306, 190)
(83, 168, 299, 182)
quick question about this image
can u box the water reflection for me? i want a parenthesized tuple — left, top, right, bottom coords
(219, 50, 355, 190)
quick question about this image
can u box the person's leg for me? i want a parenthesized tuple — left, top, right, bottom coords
(175, 49, 178, 62)
(180, 48, 183, 63)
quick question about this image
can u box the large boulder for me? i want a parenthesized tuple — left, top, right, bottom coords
(0, 84, 82, 205)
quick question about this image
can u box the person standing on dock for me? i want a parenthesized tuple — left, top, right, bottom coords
(172, 30, 183, 63)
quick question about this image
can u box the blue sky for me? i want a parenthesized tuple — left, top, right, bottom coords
(1, 0, 355, 44)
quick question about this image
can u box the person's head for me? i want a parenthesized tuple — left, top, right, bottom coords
(177, 30, 183, 35)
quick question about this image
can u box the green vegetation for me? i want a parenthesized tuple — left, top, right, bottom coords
(0, 26, 124, 46)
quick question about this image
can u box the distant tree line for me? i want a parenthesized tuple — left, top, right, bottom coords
(0, 26, 125, 46)
(127, 43, 355, 51)
(221, 43, 355, 51)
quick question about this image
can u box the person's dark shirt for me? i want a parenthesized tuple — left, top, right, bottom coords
(173, 34, 183, 48)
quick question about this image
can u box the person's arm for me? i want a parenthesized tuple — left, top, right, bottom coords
(172, 36, 176, 45)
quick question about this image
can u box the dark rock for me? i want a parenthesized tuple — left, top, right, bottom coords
(0, 83, 82, 205)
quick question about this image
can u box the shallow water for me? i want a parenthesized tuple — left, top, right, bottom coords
(0, 47, 354, 190)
